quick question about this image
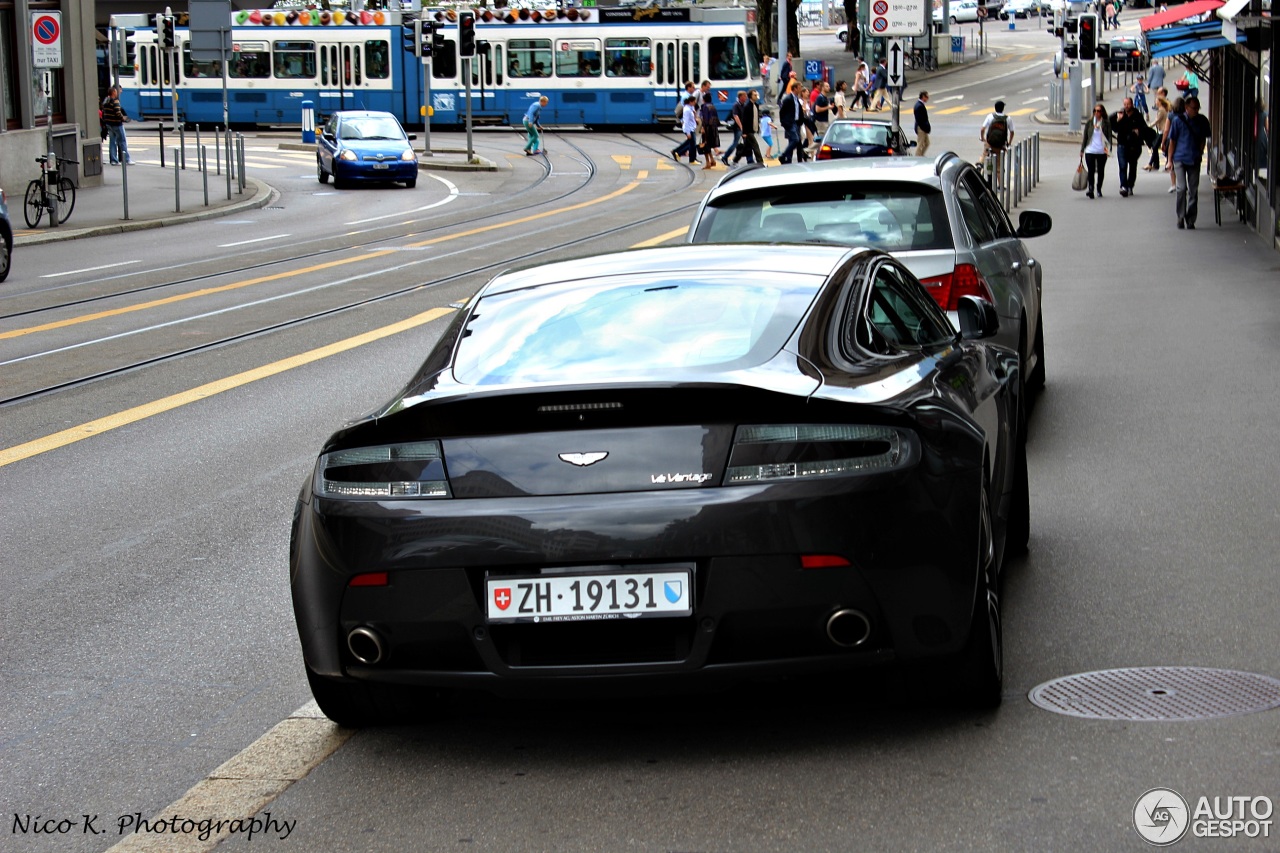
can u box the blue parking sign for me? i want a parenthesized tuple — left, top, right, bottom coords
(805, 59, 822, 80)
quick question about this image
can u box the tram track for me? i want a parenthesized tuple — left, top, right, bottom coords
(0, 196, 701, 409)
(0, 134, 598, 322)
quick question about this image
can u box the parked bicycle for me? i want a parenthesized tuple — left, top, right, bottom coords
(907, 48, 939, 72)
(24, 155, 77, 228)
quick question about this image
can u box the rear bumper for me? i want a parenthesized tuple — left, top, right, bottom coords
(292, 460, 984, 690)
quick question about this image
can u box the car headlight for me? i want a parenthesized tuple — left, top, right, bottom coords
(725, 425, 912, 484)
(317, 441, 451, 499)
(339, 149, 358, 161)
(400, 148, 416, 161)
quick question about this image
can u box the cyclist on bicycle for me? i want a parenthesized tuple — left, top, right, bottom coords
(979, 100, 1015, 187)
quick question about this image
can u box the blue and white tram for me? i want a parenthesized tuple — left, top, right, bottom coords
(114, 6, 762, 129)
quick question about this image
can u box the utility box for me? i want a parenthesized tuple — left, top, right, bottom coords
(51, 127, 81, 186)
(82, 139, 104, 184)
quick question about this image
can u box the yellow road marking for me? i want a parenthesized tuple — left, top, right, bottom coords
(611, 154, 632, 169)
(1007, 108, 1037, 116)
(632, 226, 689, 248)
(1, 179, 643, 341)
(937, 106, 972, 115)
(0, 307, 454, 468)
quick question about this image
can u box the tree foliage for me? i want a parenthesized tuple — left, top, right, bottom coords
(754, 0, 807, 57)
(844, 0, 860, 51)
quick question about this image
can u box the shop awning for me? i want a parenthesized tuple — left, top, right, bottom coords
(1145, 17, 1246, 57)
(1140, 0, 1225, 31)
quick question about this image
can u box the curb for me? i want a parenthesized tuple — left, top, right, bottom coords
(13, 177, 277, 247)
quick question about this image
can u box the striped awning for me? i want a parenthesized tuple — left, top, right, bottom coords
(1140, 0, 1225, 31)
(1145, 17, 1246, 57)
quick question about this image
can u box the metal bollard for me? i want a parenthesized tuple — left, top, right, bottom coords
(225, 132, 233, 200)
(174, 147, 181, 213)
(121, 153, 131, 221)
(179, 125, 187, 170)
(237, 134, 246, 194)
(195, 125, 202, 172)
(214, 126, 222, 176)
(201, 145, 209, 207)
(159, 124, 166, 169)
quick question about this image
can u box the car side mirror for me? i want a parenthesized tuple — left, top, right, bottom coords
(1015, 209, 1052, 239)
(407, 133, 418, 141)
(957, 295, 999, 340)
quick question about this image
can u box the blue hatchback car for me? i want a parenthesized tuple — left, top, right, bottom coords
(317, 111, 419, 189)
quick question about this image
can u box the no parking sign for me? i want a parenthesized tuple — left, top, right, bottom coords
(32, 11, 63, 69)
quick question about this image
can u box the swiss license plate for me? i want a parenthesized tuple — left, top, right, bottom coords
(372, 162, 390, 169)
(485, 567, 693, 623)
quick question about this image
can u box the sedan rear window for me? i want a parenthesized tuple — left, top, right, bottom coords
(693, 183, 953, 253)
(453, 274, 822, 386)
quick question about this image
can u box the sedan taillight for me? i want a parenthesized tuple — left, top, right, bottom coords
(317, 441, 450, 499)
(725, 425, 912, 484)
(816, 145, 833, 160)
(918, 263, 996, 312)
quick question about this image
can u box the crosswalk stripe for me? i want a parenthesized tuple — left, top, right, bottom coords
(1007, 108, 1037, 116)
(938, 106, 971, 114)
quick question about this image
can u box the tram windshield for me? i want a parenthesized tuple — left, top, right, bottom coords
(709, 35, 750, 80)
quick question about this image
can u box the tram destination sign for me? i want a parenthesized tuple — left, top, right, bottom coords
(869, 0, 928, 37)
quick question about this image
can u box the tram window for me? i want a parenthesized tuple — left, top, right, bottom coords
(183, 47, 222, 79)
(692, 44, 701, 82)
(365, 41, 390, 79)
(432, 40, 457, 79)
(508, 39, 552, 78)
(231, 47, 271, 79)
(680, 43, 689, 84)
(495, 45, 504, 85)
(140, 47, 150, 86)
(709, 37, 747, 80)
(275, 41, 316, 79)
(746, 36, 763, 78)
(605, 38, 649, 77)
(664, 43, 675, 85)
(556, 40, 600, 78)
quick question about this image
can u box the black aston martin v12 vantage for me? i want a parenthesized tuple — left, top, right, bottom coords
(290, 243, 1027, 725)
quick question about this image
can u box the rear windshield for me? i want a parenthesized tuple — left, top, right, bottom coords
(453, 274, 822, 386)
(693, 182, 954, 253)
(824, 123, 891, 147)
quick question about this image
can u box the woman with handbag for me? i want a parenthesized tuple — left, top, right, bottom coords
(1079, 101, 1112, 199)
(1145, 89, 1170, 171)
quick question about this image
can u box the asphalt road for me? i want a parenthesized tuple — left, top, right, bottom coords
(3, 25, 1278, 853)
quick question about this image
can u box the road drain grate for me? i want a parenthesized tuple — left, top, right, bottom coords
(1028, 667, 1280, 721)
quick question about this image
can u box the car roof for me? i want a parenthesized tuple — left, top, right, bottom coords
(332, 110, 399, 120)
(705, 156, 954, 197)
(828, 118, 893, 128)
(483, 243, 868, 296)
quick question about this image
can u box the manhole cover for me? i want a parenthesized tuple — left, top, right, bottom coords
(1029, 667, 1280, 721)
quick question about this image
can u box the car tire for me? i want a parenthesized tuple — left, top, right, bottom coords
(317, 159, 329, 184)
(404, 177, 417, 189)
(950, 14, 959, 23)
(838, 29, 848, 42)
(951, 482, 1004, 708)
(0, 233, 10, 283)
(1027, 315, 1046, 392)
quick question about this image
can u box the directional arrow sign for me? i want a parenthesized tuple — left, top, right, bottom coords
(887, 38, 905, 87)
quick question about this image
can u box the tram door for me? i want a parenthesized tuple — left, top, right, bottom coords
(138, 42, 179, 118)
(652, 39, 702, 121)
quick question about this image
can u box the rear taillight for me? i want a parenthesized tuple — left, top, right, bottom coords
(317, 441, 450, 499)
(919, 263, 996, 312)
(725, 425, 912, 484)
(816, 145, 832, 160)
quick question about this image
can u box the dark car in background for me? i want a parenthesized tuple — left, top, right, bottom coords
(0, 188, 12, 283)
(316, 110, 419, 189)
(816, 119, 913, 160)
(291, 243, 1026, 726)
(1104, 36, 1149, 71)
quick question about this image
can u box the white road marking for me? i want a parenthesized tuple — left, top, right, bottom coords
(217, 234, 292, 247)
(1024, 96, 1049, 103)
(343, 173, 460, 224)
(39, 261, 141, 279)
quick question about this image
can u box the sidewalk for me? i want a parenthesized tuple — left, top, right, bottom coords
(11, 133, 495, 247)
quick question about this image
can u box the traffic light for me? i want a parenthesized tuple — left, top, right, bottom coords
(1078, 13, 1098, 61)
(431, 26, 446, 63)
(1064, 17, 1079, 35)
(402, 18, 421, 57)
(160, 15, 176, 50)
(420, 21, 433, 59)
(458, 11, 476, 58)
(1064, 43, 1078, 59)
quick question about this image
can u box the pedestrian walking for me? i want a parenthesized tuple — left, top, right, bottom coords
(812, 82, 833, 150)
(777, 53, 794, 103)
(1131, 75, 1149, 117)
(1111, 97, 1148, 196)
(760, 109, 776, 158)
(1146, 60, 1165, 95)
(870, 58, 889, 111)
(522, 96, 548, 155)
(101, 85, 134, 166)
(1146, 89, 1171, 171)
(778, 80, 805, 164)
(671, 95, 699, 163)
(1165, 95, 1212, 228)
(914, 90, 932, 157)
(723, 90, 749, 166)
(1079, 101, 1112, 199)
(733, 90, 765, 167)
(699, 94, 722, 169)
